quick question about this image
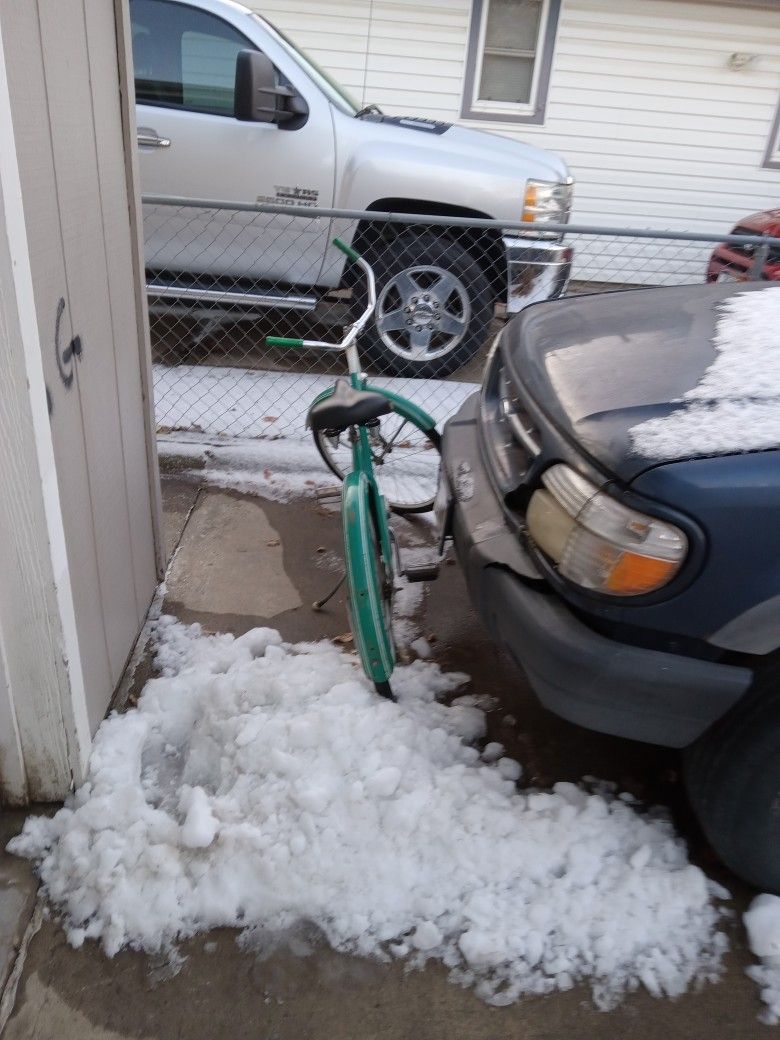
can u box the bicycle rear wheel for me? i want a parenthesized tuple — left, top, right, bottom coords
(342, 471, 396, 695)
(315, 415, 441, 514)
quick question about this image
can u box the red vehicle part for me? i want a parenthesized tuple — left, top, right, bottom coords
(706, 207, 780, 284)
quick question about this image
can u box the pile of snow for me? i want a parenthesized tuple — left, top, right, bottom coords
(631, 287, 780, 460)
(745, 894, 780, 1025)
(9, 618, 729, 1010)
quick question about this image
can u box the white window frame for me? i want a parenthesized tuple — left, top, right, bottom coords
(461, 0, 560, 125)
(763, 96, 780, 170)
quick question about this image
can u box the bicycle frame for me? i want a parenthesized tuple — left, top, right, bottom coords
(267, 245, 408, 573)
(339, 255, 396, 593)
(266, 238, 438, 692)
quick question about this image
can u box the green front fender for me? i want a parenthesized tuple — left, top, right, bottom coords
(342, 471, 396, 684)
(364, 384, 436, 432)
(308, 382, 437, 433)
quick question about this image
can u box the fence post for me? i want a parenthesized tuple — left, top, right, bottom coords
(748, 239, 769, 281)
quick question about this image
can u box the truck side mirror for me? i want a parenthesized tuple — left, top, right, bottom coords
(234, 50, 308, 126)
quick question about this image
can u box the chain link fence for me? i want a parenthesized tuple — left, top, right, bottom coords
(145, 197, 779, 455)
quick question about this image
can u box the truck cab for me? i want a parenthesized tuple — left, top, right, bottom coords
(130, 0, 573, 376)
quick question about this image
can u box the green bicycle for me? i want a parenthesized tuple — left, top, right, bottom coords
(267, 238, 441, 699)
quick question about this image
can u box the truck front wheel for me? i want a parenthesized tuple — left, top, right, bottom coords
(683, 666, 780, 892)
(361, 233, 493, 378)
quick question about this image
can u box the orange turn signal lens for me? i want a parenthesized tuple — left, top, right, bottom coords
(522, 184, 537, 222)
(605, 553, 679, 595)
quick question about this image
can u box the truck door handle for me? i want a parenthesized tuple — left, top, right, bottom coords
(137, 127, 171, 148)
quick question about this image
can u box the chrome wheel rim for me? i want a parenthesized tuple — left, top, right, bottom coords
(375, 266, 470, 362)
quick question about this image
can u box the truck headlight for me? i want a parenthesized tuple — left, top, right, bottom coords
(522, 179, 573, 224)
(527, 464, 687, 596)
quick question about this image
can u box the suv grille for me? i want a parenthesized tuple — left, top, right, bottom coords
(500, 369, 540, 460)
(727, 229, 780, 265)
(480, 337, 541, 494)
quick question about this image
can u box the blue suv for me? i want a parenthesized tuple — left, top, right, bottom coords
(439, 281, 780, 892)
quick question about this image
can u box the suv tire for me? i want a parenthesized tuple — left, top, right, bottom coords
(360, 232, 493, 379)
(684, 666, 780, 892)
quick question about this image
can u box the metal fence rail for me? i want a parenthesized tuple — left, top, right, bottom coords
(143, 196, 780, 445)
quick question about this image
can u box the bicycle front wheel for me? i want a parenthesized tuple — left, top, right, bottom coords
(314, 414, 441, 514)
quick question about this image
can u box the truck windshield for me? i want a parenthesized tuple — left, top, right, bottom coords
(253, 15, 360, 117)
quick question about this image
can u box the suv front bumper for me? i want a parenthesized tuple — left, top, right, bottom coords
(441, 394, 752, 748)
(504, 235, 573, 313)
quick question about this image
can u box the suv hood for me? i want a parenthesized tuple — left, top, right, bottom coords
(503, 281, 773, 482)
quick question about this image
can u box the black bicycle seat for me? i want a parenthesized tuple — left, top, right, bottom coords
(307, 379, 392, 432)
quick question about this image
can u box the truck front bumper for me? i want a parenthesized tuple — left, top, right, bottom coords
(504, 235, 573, 313)
(441, 394, 752, 748)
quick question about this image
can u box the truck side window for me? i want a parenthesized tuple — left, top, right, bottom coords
(130, 0, 254, 116)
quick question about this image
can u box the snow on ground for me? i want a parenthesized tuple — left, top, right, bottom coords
(9, 617, 731, 1011)
(156, 365, 477, 502)
(392, 547, 428, 652)
(745, 894, 780, 1025)
(158, 432, 338, 503)
(631, 287, 780, 460)
(154, 364, 476, 440)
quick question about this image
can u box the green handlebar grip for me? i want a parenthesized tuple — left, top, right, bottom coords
(332, 237, 361, 263)
(266, 336, 305, 348)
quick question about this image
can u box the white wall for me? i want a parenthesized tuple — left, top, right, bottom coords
(0, 0, 162, 802)
(0, 637, 25, 803)
(0, 42, 90, 801)
(257, 0, 780, 234)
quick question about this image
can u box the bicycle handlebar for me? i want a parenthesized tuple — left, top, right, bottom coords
(266, 336, 305, 348)
(333, 237, 361, 263)
(265, 240, 374, 359)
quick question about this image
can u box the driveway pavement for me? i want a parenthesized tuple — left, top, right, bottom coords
(0, 478, 766, 1039)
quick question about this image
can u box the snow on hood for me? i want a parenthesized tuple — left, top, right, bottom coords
(9, 617, 730, 1011)
(630, 287, 780, 460)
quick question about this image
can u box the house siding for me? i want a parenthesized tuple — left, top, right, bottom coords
(255, 0, 780, 234)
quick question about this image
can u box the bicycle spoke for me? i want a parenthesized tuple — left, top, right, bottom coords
(316, 414, 440, 513)
(385, 418, 411, 448)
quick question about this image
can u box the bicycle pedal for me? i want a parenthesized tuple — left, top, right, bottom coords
(403, 562, 440, 583)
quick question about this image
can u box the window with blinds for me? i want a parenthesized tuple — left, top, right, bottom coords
(461, 0, 560, 124)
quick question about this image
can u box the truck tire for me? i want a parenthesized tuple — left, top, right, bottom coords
(683, 665, 780, 892)
(361, 233, 493, 378)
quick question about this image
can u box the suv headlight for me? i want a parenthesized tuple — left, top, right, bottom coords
(522, 178, 573, 224)
(527, 464, 687, 596)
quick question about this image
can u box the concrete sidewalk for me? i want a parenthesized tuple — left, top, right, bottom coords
(0, 478, 765, 1039)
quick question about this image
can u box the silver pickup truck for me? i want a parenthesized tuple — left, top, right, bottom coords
(132, 0, 573, 376)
